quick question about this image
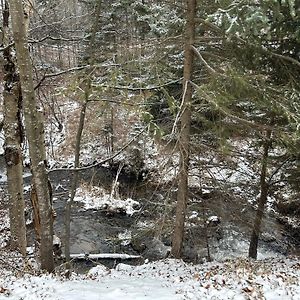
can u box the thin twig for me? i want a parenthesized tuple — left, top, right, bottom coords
(99, 78, 183, 91)
(267, 157, 291, 185)
(191, 45, 217, 74)
(34, 65, 91, 90)
(171, 80, 188, 135)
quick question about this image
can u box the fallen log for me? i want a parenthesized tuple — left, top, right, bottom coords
(69, 253, 141, 260)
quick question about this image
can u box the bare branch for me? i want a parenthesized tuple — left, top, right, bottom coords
(0, 42, 14, 52)
(265, 50, 300, 69)
(48, 127, 146, 173)
(35, 65, 182, 91)
(29, 35, 88, 44)
(34, 65, 91, 90)
(99, 78, 183, 91)
(267, 157, 291, 185)
(191, 45, 217, 74)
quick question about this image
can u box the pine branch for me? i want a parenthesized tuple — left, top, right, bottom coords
(99, 78, 183, 91)
(196, 18, 300, 69)
(190, 81, 278, 134)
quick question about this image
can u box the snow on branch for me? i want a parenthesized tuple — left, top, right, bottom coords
(69, 253, 141, 260)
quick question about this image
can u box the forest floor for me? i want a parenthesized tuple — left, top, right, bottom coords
(0, 251, 299, 300)
(0, 166, 299, 299)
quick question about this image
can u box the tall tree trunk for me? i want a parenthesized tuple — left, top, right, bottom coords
(64, 93, 88, 273)
(9, 0, 54, 272)
(171, 0, 196, 258)
(1, 0, 26, 256)
(64, 0, 100, 273)
(248, 129, 272, 259)
(87, 0, 101, 64)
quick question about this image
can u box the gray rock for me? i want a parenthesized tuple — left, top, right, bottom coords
(142, 238, 170, 260)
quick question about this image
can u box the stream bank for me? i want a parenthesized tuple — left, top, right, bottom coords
(0, 156, 299, 272)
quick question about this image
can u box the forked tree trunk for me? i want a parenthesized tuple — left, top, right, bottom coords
(248, 129, 272, 259)
(1, 0, 26, 255)
(171, 0, 196, 258)
(9, 0, 54, 272)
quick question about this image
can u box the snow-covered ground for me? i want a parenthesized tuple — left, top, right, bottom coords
(0, 257, 299, 300)
(74, 184, 140, 215)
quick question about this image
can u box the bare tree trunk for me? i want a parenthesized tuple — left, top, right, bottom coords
(64, 1, 100, 273)
(1, 0, 26, 256)
(9, 0, 54, 272)
(64, 94, 88, 273)
(248, 129, 272, 259)
(171, 0, 196, 258)
(86, 0, 101, 64)
(110, 107, 114, 156)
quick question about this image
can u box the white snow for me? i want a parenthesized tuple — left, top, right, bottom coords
(74, 184, 140, 215)
(207, 215, 219, 223)
(118, 230, 132, 246)
(0, 258, 299, 300)
(69, 253, 140, 260)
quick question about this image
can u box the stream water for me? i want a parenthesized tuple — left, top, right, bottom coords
(0, 156, 298, 272)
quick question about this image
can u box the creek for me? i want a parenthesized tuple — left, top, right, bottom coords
(0, 156, 298, 272)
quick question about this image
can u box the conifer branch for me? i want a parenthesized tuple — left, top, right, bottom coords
(196, 18, 300, 69)
(99, 78, 183, 91)
(191, 45, 217, 74)
(190, 81, 278, 133)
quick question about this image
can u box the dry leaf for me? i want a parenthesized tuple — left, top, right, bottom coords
(193, 273, 200, 281)
(242, 286, 254, 293)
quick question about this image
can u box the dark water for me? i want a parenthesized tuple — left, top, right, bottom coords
(0, 157, 298, 273)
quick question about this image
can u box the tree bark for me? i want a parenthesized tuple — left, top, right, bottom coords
(171, 0, 196, 258)
(9, 0, 54, 272)
(1, 0, 26, 256)
(248, 129, 272, 259)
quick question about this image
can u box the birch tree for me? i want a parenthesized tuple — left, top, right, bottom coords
(9, 0, 54, 272)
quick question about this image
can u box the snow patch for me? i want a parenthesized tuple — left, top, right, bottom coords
(74, 184, 140, 215)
